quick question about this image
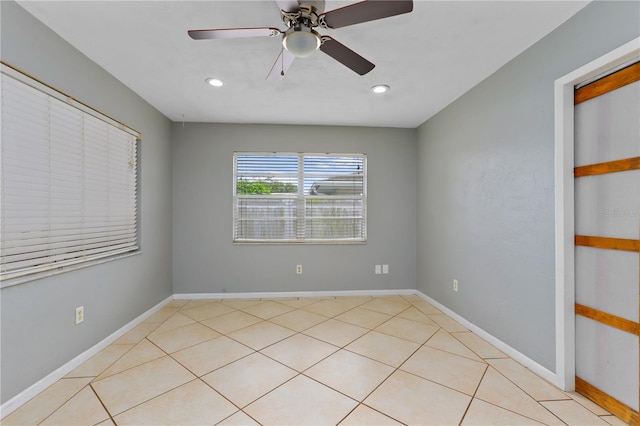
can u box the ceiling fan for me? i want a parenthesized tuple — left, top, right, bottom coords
(188, 0, 413, 80)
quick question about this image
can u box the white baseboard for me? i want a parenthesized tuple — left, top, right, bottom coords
(2, 290, 414, 417)
(174, 288, 417, 300)
(0, 295, 173, 419)
(415, 290, 559, 387)
(2, 288, 562, 418)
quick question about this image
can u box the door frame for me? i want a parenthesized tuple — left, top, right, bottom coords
(554, 37, 640, 391)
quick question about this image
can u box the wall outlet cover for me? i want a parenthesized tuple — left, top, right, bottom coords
(75, 306, 84, 325)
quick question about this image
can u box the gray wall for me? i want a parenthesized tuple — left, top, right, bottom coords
(416, 0, 640, 371)
(0, 1, 173, 403)
(172, 123, 417, 294)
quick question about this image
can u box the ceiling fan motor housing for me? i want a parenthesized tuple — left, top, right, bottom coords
(281, 3, 320, 29)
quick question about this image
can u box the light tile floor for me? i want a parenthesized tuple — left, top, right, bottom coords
(3, 295, 628, 425)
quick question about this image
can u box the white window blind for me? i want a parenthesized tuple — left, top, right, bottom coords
(234, 152, 366, 243)
(1, 66, 139, 282)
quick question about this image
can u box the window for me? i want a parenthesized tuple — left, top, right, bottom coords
(234, 152, 366, 243)
(0, 64, 140, 283)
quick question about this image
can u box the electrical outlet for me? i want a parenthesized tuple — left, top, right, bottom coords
(296, 264, 303, 274)
(453, 279, 458, 292)
(382, 264, 389, 274)
(375, 265, 382, 274)
(75, 306, 84, 325)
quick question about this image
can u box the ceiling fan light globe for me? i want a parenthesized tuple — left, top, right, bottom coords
(283, 30, 320, 58)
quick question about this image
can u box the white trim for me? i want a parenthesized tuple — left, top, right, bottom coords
(0, 251, 141, 289)
(233, 152, 367, 244)
(553, 37, 640, 391)
(0, 289, 415, 417)
(0, 295, 173, 419)
(416, 291, 558, 386)
(2, 287, 575, 418)
(575, 57, 640, 89)
(173, 288, 417, 300)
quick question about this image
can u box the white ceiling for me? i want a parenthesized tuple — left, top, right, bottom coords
(17, 0, 589, 128)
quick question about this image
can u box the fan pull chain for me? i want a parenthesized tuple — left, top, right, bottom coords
(281, 48, 285, 76)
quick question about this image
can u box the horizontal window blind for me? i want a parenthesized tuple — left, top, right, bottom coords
(1, 66, 139, 282)
(234, 152, 366, 243)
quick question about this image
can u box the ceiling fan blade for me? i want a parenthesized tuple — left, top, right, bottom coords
(188, 27, 281, 40)
(267, 49, 296, 80)
(320, 0, 413, 29)
(275, 0, 299, 13)
(319, 37, 375, 75)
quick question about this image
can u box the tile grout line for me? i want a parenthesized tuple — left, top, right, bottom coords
(184, 313, 300, 424)
(89, 339, 157, 384)
(191, 303, 345, 417)
(88, 382, 117, 426)
(159, 298, 577, 425)
(196, 376, 260, 425)
(326, 306, 436, 424)
(370, 303, 557, 425)
(15, 296, 615, 425)
(456, 363, 489, 426)
(91, 313, 231, 423)
(472, 365, 570, 426)
(324, 301, 441, 370)
(102, 377, 209, 423)
(65, 341, 138, 382)
(215, 298, 416, 424)
(443, 325, 574, 425)
(299, 299, 419, 425)
(30, 382, 89, 426)
(109, 298, 430, 426)
(392, 325, 485, 400)
(482, 358, 581, 421)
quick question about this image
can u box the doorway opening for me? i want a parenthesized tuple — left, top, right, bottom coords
(554, 37, 640, 424)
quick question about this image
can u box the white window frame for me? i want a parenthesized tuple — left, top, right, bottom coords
(0, 63, 141, 286)
(233, 152, 367, 244)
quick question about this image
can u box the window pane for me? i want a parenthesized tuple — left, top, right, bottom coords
(236, 154, 298, 195)
(235, 198, 298, 240)
(305, 198, 365, 239)
(304, 155, 364, 195)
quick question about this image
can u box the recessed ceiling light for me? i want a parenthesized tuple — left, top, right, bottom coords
(371, 84, 390, 94)
(205, 78, 223, 87)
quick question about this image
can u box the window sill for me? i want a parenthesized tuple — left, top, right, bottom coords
(233, 240, 367, 245)
(0, 251, 142, 289)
